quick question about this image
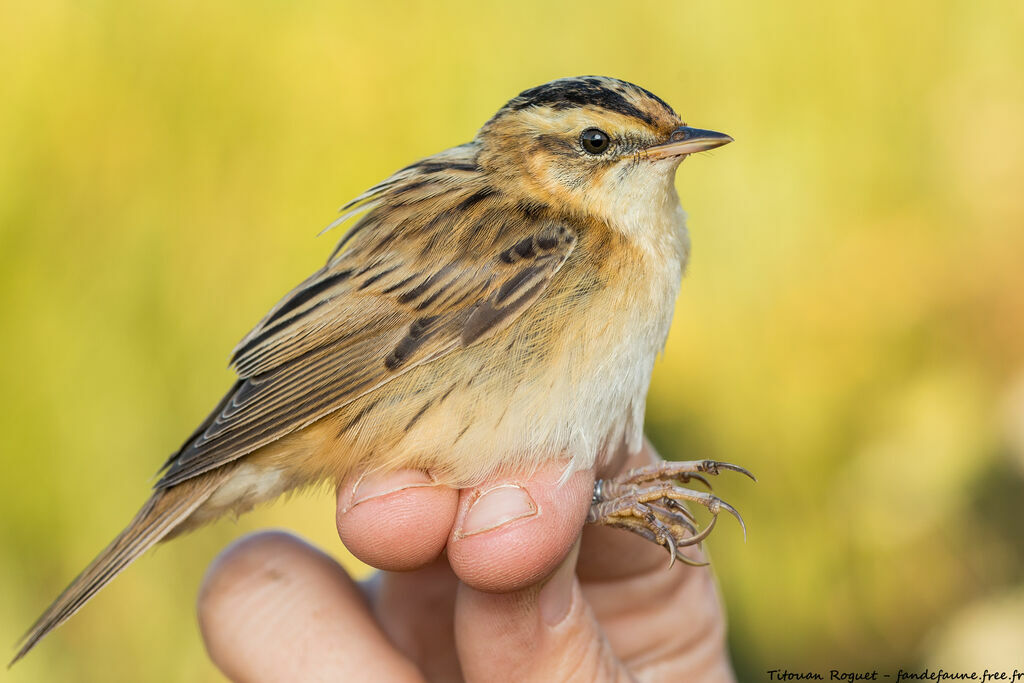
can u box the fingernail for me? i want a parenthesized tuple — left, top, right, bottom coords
(346, 469, 434, 511)
(457, 484, 537, 538)
(540, 541, 580, 626)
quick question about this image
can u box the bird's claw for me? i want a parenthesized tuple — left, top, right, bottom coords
(588, 457, 754, 566)
(710, 461, 758, 482)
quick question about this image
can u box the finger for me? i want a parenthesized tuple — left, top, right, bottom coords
(454, 541, 629, 682)
(446, 460, 593, 592)
(579, 440, 735, 680)
(580, 548, 734, 681)
(369, 460, 595, 678)
(198, 531, 423, 682)
(333, 468, 461, 678)
(337, 469, 459, 571)
(372, 559, 463, 682)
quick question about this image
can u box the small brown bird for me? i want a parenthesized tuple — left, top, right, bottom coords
(14, 76, 751, 663)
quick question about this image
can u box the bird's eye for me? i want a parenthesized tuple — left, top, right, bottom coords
(580, 128, 610, 155)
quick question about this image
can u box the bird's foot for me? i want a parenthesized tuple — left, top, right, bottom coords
(587, 460, 756, 568)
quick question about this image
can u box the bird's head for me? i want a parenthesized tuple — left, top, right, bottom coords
(476, 76, 731, 235)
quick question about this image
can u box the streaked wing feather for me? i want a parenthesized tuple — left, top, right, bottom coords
(157, 154, 576, 488)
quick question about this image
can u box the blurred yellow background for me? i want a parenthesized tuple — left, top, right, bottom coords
(2, 0, 1023, 680)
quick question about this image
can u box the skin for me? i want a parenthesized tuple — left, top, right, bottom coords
(197, 441, 735, 682)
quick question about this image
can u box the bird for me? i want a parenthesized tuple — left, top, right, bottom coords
(12, 75, 752, 664)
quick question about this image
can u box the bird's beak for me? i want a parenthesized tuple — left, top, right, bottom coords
(644, 126, 733, 160)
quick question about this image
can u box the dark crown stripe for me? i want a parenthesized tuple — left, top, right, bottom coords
(503, 77, 674, 126)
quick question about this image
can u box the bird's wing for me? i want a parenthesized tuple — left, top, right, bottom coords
(157, 163, 577, 488)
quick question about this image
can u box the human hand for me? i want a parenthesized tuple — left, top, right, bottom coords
(197, 441, 736, 681)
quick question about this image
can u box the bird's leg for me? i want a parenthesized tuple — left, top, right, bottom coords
(587, 460, 755, 568)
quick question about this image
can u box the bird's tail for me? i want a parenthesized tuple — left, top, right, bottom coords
(10, 470, 230, 666)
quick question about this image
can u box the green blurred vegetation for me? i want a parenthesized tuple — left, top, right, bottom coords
(2, 0, 1022, 680)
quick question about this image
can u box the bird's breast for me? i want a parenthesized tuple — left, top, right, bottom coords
(298, 198, 689, 488)
(400, 203, 687, 482)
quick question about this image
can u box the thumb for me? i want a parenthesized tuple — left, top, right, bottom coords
(454, 541, 629, 683)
